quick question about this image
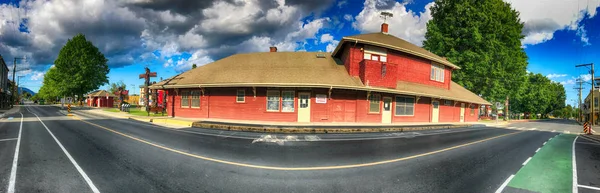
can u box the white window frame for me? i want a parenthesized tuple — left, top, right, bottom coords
(180, 91, 189, 108)
(364, 45, 387, 62)
(281, 91, 295, 112)
(191, 90, 200, 108)
(236, 89, 245, 103)
(266, 90, 280, 112)
(368, 94, 381, 113)
(430, 63, 445, 82)
(395, 95, 415, 116)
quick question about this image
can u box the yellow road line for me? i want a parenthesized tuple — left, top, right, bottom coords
(74, 116, 524, 171)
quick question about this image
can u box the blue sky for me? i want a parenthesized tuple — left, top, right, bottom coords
(0, 0, 599, 106)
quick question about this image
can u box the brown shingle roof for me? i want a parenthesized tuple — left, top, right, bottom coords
(88, 90, 115, 97)
(151, 52, 364, 88)
(332, 33, 460, 69)
(150, 51, 489, 105)
(396, 81, 490, 105)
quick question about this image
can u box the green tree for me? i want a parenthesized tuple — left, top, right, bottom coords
(192, 64, 197, 69)
(423, 0, 528, 102)
(39, 34, 109, 104)
(108, 80, 127, 94)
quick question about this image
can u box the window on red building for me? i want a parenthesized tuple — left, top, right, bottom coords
(236, 89, 245, 103)
(395, 96, 415, 116)
(470, 104, 475, 115)
(430, 63, 445, 82)
(369, 94, 381, 113)
(191, 91, 200, 108)
(181, 91, 189, 108)
(267, 90, 280, 112)
(282, 91, 295, 112)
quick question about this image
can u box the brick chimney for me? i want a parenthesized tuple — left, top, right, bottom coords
(381, 23, 389, 34)
(269, 46, 277, 52)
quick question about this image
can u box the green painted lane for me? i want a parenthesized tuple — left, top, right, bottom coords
(507, 134, 577, 193)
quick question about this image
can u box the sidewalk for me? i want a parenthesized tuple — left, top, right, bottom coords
(74, 108, 193, 127)
(0, 106, 20, 118)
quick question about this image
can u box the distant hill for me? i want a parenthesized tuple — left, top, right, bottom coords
(18, 87, 36, 96)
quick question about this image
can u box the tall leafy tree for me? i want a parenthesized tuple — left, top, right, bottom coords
(39, 34, 109, 103)
(108, 80, 127, 94)
(423, 0, 528, 103)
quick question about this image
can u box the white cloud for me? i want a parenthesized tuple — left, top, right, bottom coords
(505, 0, 600, 45)
(30, 71, 45, 81)
(576, 25, 591, 46)
(326, 43, 337, 52)
(343, 14, 353, 21)
(352, 1, 434, 46)
(320, 34, 334, 43)
(546, 73, 568, 79)
(580, 74, 592, 81)
(560, 79, 576, 85)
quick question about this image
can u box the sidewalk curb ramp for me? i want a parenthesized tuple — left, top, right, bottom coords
(191, 121, 474, 134)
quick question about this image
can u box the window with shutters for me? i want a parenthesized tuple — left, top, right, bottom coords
(430, 63, 445, 82)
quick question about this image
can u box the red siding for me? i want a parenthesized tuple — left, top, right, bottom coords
(392, 97, 431, 122)
(387, 50, 451, 89)
(342, 44, 363, 77)
(359, 60, 397, 88)
(466, 104, 480, 122)
(439, 100, 460, 122)
(166, 87, 479, 123)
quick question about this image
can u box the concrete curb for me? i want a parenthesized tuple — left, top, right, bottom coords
(191, 122, 473, 134)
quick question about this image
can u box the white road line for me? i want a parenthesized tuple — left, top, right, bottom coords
(578, 184, 600, 191)
(522, 157, 532, 166)
(573, 136, 579, 193)
(552, 130, 556, 132)
(565, 131, 571, 134)
(509, 127, 516, 129)
(0, 138, 18, 142)
(529, 128, 537, 130)
(7, 112, 23, 193)
(535, 148, 541, 153)
(26, 107, 100, 193)
(495, 175, 515, 193)
(543, 142, 547, 145)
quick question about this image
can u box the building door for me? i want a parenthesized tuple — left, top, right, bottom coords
(460, 103, 465, 122)
(298, 92, 311, 122)
(432, 100, 440, 123)
(382, 97, 392, 123)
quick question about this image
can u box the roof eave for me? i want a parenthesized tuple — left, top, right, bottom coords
(332, 37, 461, 70)
(152, 83, 490, 105)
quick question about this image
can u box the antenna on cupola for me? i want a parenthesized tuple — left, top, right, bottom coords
(380, 12, 393, 34)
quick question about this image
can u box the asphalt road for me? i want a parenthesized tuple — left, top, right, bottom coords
(0, 106, 578, 193)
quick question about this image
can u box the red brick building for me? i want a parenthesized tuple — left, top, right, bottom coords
(151, 23, 490, 123)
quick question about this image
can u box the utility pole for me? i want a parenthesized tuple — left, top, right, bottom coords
(575, 78, 584, 122)
(576, 63, 594, 127)
(12, 56, 25, 105)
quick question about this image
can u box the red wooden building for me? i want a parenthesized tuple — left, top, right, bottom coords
(87, 90, 115, 108)
(150, 23, 490, 123)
